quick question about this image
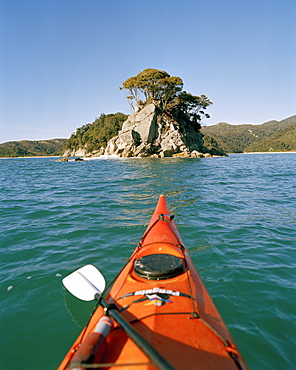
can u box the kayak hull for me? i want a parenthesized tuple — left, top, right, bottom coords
(58, 195, 247, 370)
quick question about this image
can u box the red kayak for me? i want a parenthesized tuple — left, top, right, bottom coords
(58, 195, 247, 369)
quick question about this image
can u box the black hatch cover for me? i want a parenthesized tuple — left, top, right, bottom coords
(134, 254, 185, 280)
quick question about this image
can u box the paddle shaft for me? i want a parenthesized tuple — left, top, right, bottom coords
(95, 293, 175, 370)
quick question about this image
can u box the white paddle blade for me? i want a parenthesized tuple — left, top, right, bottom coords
(62, 264, 106, 301)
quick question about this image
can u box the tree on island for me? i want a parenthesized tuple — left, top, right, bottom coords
(63, 112, 128, 153)
(62, 68, 214, 157)
(120, 68, 212, 130)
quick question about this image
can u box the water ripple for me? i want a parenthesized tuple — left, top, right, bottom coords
(0, 154, 295, 369)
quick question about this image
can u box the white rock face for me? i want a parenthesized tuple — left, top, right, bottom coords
(105, 104, 158, 157)
(63, 147, 104, 158)
(63, 103, 224, 159)
(121, 103, 158, 144)
(63, 148, 87, 157)
(104, 103, 206, 158)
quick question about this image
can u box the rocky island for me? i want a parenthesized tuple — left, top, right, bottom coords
(1, 70, 293, 158)
(63, 69, 226, 159)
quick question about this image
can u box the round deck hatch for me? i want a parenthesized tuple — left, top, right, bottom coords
(134, 254, 184, 280)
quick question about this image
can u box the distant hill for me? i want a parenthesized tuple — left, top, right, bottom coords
(0, 139, 67, 157)
(2, 115, 295, 157)
(201, 115, 296, 153)
(244, 123, 296, 152)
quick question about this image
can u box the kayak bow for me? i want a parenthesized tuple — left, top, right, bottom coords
(58, 195, 247, 370)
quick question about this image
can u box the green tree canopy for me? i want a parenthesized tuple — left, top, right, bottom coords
(120, 68, 212, 127)
(64, 113, 128, 153)
(173, 92, 212, 123)
(120, 68, 183, 110)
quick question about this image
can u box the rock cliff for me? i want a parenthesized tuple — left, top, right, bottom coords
(103, 103, 223, 158)
(64, 103, 226, 158)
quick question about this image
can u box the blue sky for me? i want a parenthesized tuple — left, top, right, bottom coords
(0, 0, 295, 143)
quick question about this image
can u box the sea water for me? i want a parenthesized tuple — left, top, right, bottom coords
(0, 153, 295, 369)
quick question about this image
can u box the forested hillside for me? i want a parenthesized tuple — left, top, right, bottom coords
(201, 115, 296, 153)
(0, 139, 67, 157)
(244, 124, 296, 152)
(2, 114, 294, 157)
(63, 113, 128, 153)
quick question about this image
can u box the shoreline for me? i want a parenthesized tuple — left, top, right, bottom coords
(0, 155, 62, 159)
(241, 151, 296, 154)
(1, 151, 296, 160)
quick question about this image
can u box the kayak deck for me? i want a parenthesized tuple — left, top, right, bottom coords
(58, 195, 247, 370)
